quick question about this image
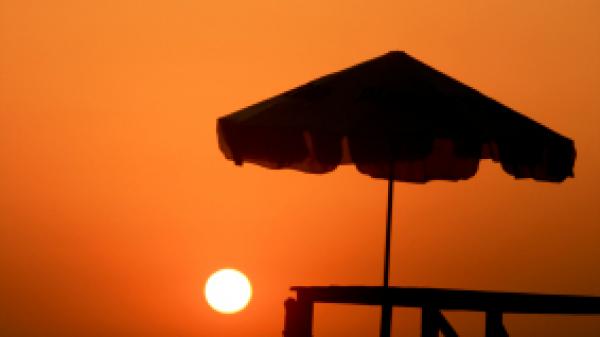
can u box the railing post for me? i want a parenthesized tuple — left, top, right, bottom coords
(485, 311, 508, 337)
(421, 307, 439, 337)
(283, 297, 313, 337)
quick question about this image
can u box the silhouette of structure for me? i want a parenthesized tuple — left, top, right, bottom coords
(283, 286, 600, 337)
(217, 51, 578, 337)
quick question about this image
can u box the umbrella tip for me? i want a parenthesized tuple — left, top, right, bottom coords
(387, 50, 406, 56)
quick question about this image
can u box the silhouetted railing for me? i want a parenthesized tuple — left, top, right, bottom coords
(282, 286, 600, 337)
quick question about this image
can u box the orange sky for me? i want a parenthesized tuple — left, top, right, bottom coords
(1, 1, 599, 336)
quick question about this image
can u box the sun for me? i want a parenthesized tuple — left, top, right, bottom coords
(204, 269, 252, 314)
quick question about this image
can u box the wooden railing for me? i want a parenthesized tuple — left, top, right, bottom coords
(282, 286, 600, 337)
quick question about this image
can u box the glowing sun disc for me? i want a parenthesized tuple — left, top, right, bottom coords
(205, 269, 252, 314)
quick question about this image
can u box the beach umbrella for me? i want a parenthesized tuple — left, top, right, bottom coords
(216, 51, 576, 337)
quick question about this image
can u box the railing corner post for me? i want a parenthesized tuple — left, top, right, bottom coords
(283, 297, 313, 337)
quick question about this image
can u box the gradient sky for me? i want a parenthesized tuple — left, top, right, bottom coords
(1, 1, 599, 336)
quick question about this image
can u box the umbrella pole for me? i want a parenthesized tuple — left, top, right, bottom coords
(380, 167, 394, 337)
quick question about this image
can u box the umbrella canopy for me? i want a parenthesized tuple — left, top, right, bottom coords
(217, 51, 575, 182)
